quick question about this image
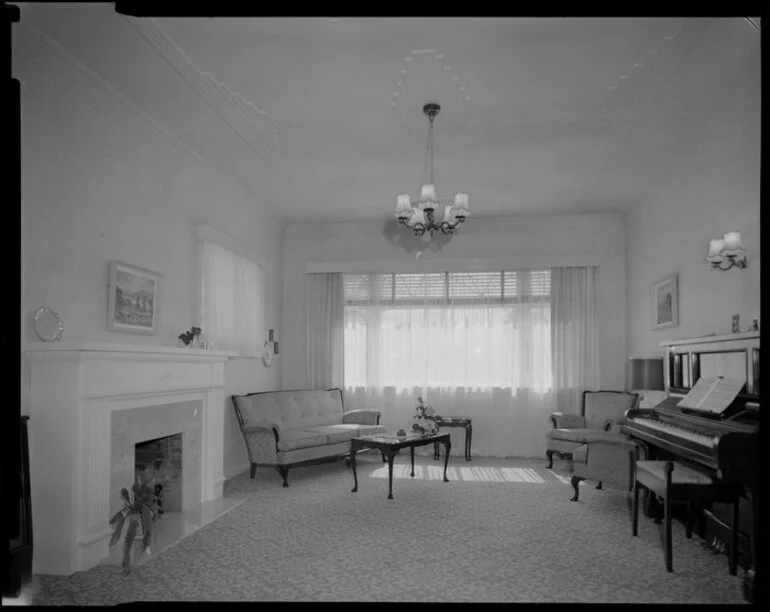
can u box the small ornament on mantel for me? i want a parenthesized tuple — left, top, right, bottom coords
(177, 326, 202, 348)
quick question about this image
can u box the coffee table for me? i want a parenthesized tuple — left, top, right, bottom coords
(350, 432, 451, 500)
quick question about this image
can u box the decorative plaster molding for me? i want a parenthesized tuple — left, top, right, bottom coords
(127, 17, 283, 167)
(13, 21, 279, 217)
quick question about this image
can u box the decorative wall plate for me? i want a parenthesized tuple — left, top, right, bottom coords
(262, 340, 274, 367)
(33, 306, 64, 342)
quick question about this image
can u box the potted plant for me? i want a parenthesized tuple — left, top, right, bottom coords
(412, 396, 439, 435)
(108, 476, 160, 574)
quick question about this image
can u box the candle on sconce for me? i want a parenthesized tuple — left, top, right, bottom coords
(722, 231, 742, 252)
(708, 238, 724, 257)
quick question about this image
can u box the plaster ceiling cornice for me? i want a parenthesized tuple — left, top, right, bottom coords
(13, 18, 280, 219)
(126, 16, 284, 168)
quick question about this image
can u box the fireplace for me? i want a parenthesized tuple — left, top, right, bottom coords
(135, 433, 183, 513)
(25, 342, 236, 575)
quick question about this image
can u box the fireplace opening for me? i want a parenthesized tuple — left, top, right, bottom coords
(134, 433, 183, 514)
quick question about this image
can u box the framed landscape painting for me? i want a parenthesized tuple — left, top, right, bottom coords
(107, 261, 160, 335)
(651, 272, 679, 330)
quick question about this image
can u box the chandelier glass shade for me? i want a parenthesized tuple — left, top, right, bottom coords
(395, 101, 470, 237)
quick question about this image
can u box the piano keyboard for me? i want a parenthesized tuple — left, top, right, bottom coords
(632, 417, 720, 448)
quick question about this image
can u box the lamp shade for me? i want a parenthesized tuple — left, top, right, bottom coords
(627, 357, 664, 391)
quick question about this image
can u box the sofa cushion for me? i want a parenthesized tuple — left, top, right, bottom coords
(275, 429, 330, 452)
(348, 423, 387, 437)
(235, 389, 344, 431)
(300, 424, 362, 444)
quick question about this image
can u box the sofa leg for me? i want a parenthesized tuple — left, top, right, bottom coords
(276, 465, 290, 487)
(546, 450, 554, 469)
(570, 476, 583, 502)
(250, 463, 257, 479)
(595, 481, 603, 490)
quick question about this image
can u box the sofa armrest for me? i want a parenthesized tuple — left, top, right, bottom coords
(240, 428, 278, 464)
(342, 408, 381, 426)
(241, 420, 280, 435)
(549, 413, 586, 429)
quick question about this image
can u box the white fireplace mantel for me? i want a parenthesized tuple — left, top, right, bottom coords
(24, 342, 237, 575)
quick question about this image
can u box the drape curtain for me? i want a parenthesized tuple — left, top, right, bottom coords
(200, 240, 264, 356)
(306, 272, 345, 389)
(342, 270, 553, 458)
(550, 266, 600, 414)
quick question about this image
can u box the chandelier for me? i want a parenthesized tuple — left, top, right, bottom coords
(394, 101, 470, 237)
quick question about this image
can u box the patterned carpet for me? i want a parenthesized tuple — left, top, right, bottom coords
(22, 456, 747, 604)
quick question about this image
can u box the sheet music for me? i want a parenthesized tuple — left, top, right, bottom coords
(677, 376, 746, 414)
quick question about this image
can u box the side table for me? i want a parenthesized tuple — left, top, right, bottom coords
(433, 416, 472, 461)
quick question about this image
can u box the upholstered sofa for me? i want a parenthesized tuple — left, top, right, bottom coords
(231, 388, 386, 487)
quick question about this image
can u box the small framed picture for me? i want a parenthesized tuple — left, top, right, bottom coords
(107, 261, 161, 335)
(651, 273, 679, 330)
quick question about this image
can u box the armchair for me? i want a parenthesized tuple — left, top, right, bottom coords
(545, 390, 639, 469)
(569, 434, 647, 501)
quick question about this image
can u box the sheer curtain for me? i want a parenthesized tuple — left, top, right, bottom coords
(306, 273, 344, 389)
(343, 270, 553, 458)
(200, 240, 264, 356)
(550, 266, 600, 414)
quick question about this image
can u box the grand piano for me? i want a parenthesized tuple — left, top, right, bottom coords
(624, 331, 760, 603)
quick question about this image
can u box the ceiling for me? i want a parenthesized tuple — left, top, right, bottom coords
(15, 7, 761, 222)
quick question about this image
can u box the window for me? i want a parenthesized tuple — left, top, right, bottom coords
(343, 270, 551, 392)
(200, 240, 264, 357)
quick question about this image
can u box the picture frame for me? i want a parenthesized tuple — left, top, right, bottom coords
(107, 261, 161, 335)
(651, 272, 679, 330)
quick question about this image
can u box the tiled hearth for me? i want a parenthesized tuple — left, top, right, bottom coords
(24, 342, 236, 575)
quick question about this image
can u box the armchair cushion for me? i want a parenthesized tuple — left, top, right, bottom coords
(546, 428, 606, 445)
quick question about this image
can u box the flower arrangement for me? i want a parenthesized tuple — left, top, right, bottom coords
(177, 326, 201, 347)
(108, 475, 160, 574)
(412, 396, 439, 436)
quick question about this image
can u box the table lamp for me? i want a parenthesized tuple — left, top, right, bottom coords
(627, 357, 665, 408)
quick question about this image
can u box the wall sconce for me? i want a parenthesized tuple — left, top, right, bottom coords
(705, 231, 747, 270)
(268, 329, 279, 355)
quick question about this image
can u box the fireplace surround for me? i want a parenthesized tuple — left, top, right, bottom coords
(24, 342, 236, 575)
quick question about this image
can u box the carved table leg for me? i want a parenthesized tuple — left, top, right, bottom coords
(570, 476, 583, 502)
(410, 446, 415, 477)
(386, 450, 398, 500)
(442, 440, 451, 482)
(350, 446, 359, 493)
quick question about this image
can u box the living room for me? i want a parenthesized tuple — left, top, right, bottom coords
(9, 7, 761, 605)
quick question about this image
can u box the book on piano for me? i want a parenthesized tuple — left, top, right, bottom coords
(677, 376, 746, 415)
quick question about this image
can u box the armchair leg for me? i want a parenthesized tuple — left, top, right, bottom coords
(546, 450, 554, 469)
(250, 462, 257, 479)
(570, 476, 583, 502)
(633, 481, 640, 536)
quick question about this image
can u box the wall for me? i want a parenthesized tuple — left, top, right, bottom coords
(283, 213, 627, 393)
(625, 55, 761, 361)
(15, 24, 284, 480)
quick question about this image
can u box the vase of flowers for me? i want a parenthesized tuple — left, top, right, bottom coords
(412, 396, 439, 436)
(177, 326, 202, 348)
(108, 475, 160, 574)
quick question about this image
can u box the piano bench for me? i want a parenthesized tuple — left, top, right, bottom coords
(633, 460, 742, 575)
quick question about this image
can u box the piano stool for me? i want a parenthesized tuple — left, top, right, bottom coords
(633, 460, 742, 574)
